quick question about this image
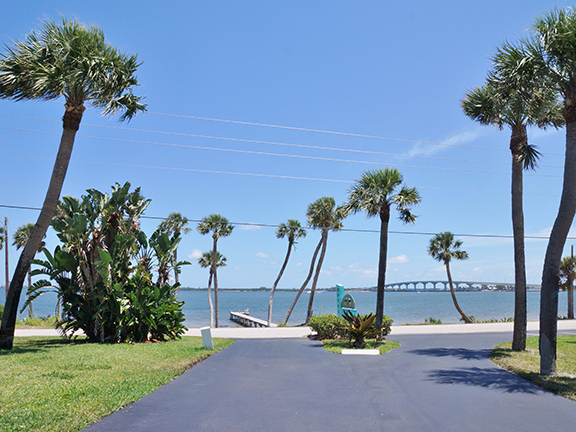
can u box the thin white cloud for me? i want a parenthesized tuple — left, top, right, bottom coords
(256, 252, 269, 258)
(408, 127, 486, 158)
(188, 249, 202, 259)
(388, 254, 409, 264)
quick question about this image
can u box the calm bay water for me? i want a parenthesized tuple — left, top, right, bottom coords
(9, 288, 570, 328)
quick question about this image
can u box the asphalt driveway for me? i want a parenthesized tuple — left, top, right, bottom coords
(84, 331, 576, 432)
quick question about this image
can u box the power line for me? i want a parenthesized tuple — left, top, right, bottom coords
(0, 113, 563, 162)
(0, 153, 564, 195)
(0, 203, 566, 240)
(0, 126, 563, 178)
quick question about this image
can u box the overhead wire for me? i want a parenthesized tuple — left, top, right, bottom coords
(0, 203, 568, 240)
(0, 125, 563, 178)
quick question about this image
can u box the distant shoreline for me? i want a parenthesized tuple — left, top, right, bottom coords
(178, 287, 539, 292)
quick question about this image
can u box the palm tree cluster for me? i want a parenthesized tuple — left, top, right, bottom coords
(0, 18, 146, 350)
(461, 6, 576, 375)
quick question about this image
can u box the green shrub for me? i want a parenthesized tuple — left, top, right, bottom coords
(309, 314, 346, 339)
(338, 311, 380, 349)
(424, 317, 442, 325)
(0, 304, 3, 317)
(380, 315, 393, 336)
(310, 313, 392, 340)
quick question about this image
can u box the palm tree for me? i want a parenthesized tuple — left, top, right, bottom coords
(559, 255, 575, 320)
(305, 197, 345, 324)
(345, 168, 421, 330)
(158, 212, 191, 289)
(197, 214, 234, 328)
(461, 44, 563, 351)
(428, 232, 472, 323)
(198, 251, 227, 328)
(0, 18, 145, 350)
(12, 223, 46, 317)
(267, 219, 307, 326)
(521, 7, 576, 374)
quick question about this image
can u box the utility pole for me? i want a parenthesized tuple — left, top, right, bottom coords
(4, 217, 8, 300)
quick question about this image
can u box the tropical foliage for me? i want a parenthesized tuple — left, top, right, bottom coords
(158, 212, 191, 289)
(284, 197, 345, 325)
(559, 255, 575, 320)
(198, 251, 227, 328)
(12, 223, 46, 317)
(462, 38, 563, 351)
(345, 168, 420, 332)
(268, 219, 306, 326)
(23, 183, 187, 343)
(0, 18, 145, 350)
(428, 232, 472, 323)
(197, 214, 234, 328)
(337, 311, 381, 349)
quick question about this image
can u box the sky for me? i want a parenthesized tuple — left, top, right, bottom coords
(1, 1, 575, 290)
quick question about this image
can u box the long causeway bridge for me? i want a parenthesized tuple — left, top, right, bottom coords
(383, 280, 541, 291)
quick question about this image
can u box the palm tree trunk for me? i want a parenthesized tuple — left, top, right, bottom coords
(207, 271, 214, 328)
(375, 209, 390, 330)
(446, 261, 472, 323)
(0, 105, 83, 350)
(173, 248, 179, 298)
(27, 270, 33, 318)
(283, 237, 323, 325)
(510, 128, 527, 350)
(306, 229, 328, 324)
(268, 241, 292, 326)
(212, 237, 219, 328)
(568, 284, 574, 320)
(540, 118, 576, 375)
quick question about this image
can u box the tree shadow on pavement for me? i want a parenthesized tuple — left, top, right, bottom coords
(407, 347, 492, 360)
(427, 366, 543, 394)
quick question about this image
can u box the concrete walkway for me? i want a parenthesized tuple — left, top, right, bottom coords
(80, 321, 576, 432)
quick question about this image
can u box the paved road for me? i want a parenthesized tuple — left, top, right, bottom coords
(84, 329, 576, 432)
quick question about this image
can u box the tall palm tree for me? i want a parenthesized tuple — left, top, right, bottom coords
(345, 168, 421, 330)
(198, 251, 227, 328)
(158, 212, 191, 291)
(0, 18, 145, 350)
(197, 214, 234, 328)
(559, 255, 575, 320)
(521, 7, 576, 374)
(427, 232, 472, 323)
(267, 219, 307, 326)
(12, 223, 46, 317)
(462, 44, 563, 351)
(305, 197, 345, 324)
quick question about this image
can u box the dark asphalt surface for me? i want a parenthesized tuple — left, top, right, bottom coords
(84, 331, 576, 432)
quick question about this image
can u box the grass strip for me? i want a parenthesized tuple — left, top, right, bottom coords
(491, 335, 576, 402)
(321, 338, 400, 354)
(0, 336, 234, 432)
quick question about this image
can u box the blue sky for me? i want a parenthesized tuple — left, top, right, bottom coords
(1, 1, 575, 289)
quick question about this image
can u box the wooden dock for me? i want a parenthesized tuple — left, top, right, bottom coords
(230, 311, 278, 328)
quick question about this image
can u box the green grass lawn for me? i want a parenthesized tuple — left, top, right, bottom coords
(491, 335, 576, 402)
(0, 336, 234, 432)
(321, 338, 400, 354)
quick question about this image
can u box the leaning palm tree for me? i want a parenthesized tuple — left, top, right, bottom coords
(428, 232, 472, 323)
(12, 223, 46, 317)
(462, 43, 563, 351)
(267, 219, 307, 326)
(197, 214, 234, 328)
(345, 168, 421, 331)
(198, 251, 227, 328)
(305, 197, 345, 324)
(158, 212, 191, 290)
(520, 7, 576, 374)
(0, 18, 145, 349)
(559, 255, 575, 320)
